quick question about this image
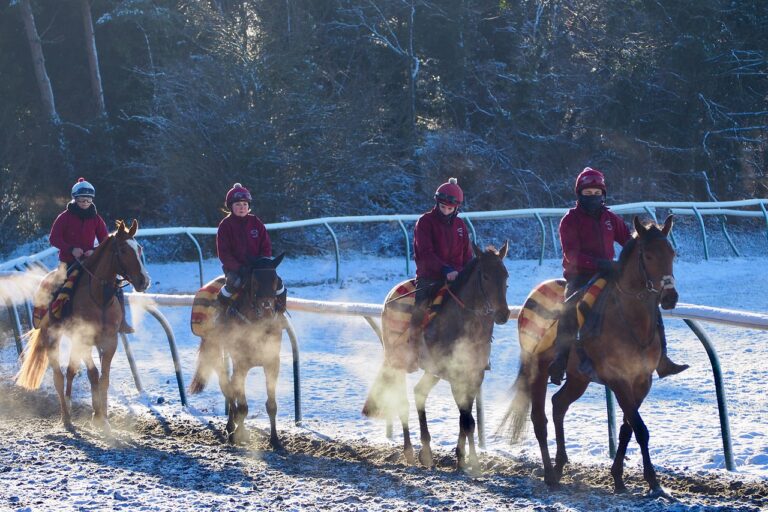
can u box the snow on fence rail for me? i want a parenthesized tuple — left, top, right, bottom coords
(3, 199, 767, 281)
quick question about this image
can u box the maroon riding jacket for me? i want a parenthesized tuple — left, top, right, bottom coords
(49, 204, 109, 264)
(559, 204, 632, 280)
(216, 213, 272, 272)
(414, 207, 474, 280)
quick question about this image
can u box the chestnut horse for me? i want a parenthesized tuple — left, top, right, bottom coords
(501, 216, 678, 495)
(16, 220, 150, 434)
(364, 242, 510, 474)
(189, 254, 286, 447)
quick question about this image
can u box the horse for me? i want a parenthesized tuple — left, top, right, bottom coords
(363, 242, 510, 474)
(15, 220, 151, 434)
(189, 254, 286, 447)
(501, 215, 678, 495)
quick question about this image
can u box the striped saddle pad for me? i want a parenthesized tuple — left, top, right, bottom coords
(381, 279, 450, 371)
(517, 278, 608, 354)
(191, 277, 242, 336)
(32, 267, 82, 329)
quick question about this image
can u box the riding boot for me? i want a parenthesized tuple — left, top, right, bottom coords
(217, 286, 238, 318)
(116, 288, 135, 334)
(409, 302, 427, 347)
(655, 313, 689, 378)
(548, 308, 577, 386)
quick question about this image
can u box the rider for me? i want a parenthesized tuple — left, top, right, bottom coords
(216, 183, 286, 315)
(547, 167, 688, 385)
(49, 177, 133, 333)
(409, 177, 474, 347)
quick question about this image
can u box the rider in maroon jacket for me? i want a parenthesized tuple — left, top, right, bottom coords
(216, 183, 285, 314)
(548, 168, 687, 385)
(409, 177, 474, 346)
(49, 178, 133, 333)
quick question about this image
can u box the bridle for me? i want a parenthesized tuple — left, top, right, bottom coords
(615, 236, 675, 301)
(613, 233, 676, 346)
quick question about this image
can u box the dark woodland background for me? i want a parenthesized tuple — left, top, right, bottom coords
(1, 0, 766, 257)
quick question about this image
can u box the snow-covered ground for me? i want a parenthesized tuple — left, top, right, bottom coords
(1, 252, 767, 511)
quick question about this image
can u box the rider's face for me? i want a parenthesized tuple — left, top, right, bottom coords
(581, 187, 603, 196)
(232, 201, 250, 217)
(439, 203, 457, 216)
(75, 197, 93, 209)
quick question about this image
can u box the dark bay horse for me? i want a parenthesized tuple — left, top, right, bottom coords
(190, 254, 286, 447)
(501, 216, 678, 494)
(16, 220, 151, 434)
(364, 242, 510, 474)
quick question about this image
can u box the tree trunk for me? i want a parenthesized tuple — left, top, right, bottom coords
(19, 0, 60, 124)
(80, 0, 107, 117)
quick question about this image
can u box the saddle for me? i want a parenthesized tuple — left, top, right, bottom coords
(382, 279, 451, 372)
(32, 266, 83, 329)
(191, 277, 240, 336)
(518, 278, 609, 355)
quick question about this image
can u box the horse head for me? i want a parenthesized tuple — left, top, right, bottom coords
(113, 219, 151, 292)
(470, 240, 510, 325)
(631, 215, 678, 309)
(241, 253, 285, 321)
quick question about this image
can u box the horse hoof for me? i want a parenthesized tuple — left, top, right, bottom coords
(403, 447, 415, 465)
(270, 436, 285, 452)
(647, 487, 675, 501)
(614, 484, 628, 495)
(418, 448, 433, 468)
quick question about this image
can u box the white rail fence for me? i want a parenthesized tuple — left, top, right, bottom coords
(2, 199, 767, 284)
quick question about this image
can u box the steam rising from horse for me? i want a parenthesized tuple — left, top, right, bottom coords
(15, 220, 150, 434)
(189, 254, 286, 447)
(364, 242, 509, 474)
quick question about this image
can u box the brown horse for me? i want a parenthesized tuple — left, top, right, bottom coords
(189, 254, 286, 447)
(501, 216, 677, 494)
(15, 220, 150, 434)
(364, 242, 510, 474)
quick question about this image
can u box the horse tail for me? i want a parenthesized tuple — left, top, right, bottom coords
(15, 328, 50, 390)
(189, 336, 221, 394)
(362, 360, 406, 419)
(497, 350, 535, 444)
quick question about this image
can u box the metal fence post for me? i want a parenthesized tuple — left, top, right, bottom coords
(534, 213, 545, 266)
(144, 304, 188, 406)
(323, 222, 341, 283)
(282, 315, 302, 426)
(682, 318, 735, 471)
(692, 206, 709, 260)
(185, 232, 205, 288)
(397, 220, 411, 276)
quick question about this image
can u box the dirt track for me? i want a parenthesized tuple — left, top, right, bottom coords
(1, 381, 765, 511)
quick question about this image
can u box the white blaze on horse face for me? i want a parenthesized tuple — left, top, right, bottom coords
(660, 275, 675, 290)
(126, 239, 151, 290)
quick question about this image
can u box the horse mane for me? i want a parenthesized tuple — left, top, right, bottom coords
(449, 244, 499, 293)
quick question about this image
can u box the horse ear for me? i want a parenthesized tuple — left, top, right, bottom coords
(272, 252, 285, 268)
(115, 219, 125, 231)
(498, 240, 509, 260)
(127, 219, 138, 238)
(661, 215, 674, 236)
(472, 242, 482, 258)
(633, 216, 646, 236)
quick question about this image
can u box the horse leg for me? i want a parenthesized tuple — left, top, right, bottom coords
(48, 344, 73, 430)
(228, 365, 249, 445)
(82, 351, 101, 424)
(630, 409, 662, 494)
(94, 337, 117, 436)
(611, 418, 634, 493)
(264, 357, 282, 450)
(551, 373, 589, 482)
(65, 360, 78, 414)
(530, 357, 558, 486)
(392, 369, 415, 465)
(450, 373, 483, 475)
(414, 372, 440, 468)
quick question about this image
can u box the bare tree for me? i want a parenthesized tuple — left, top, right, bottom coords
(16, 0, 60, 124)
(80, 0, 107, 117)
